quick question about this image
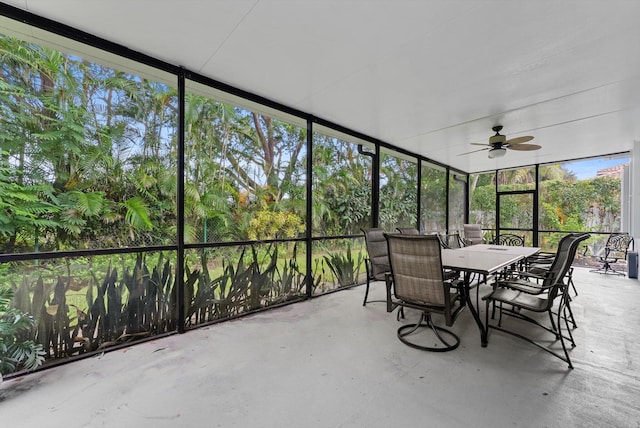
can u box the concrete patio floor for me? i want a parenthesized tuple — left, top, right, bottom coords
(1, 267, 640, 427)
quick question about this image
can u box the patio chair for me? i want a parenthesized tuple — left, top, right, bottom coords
(384, 234, 464, 351)
(437, 233, 465, 249)
(524, 234, 587, 297)
(435, 233, 465, 280)
(589, 232, 634, 276)
(396, 227, 420, 235)
(361, 228, 391, 306)
(463, 224, 485, 245)
(484, 233, 589, 369)
(496, 233, 589, 328)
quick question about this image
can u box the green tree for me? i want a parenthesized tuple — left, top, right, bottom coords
(312, 135, 372, 236)
(0, 36, 176, 250)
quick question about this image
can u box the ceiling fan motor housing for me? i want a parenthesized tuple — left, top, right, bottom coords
(489, 134, 506, 145)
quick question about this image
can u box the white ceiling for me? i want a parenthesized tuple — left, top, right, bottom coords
(2, 0, 640, 173)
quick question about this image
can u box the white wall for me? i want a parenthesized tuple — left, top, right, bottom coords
(629, 142, 640, 279)
(631, 142, 640, 238)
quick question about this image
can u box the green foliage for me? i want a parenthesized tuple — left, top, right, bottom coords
(122, 196, 153, 231)
(248, 210, 304, 240)
(0, 286, 45, 375)
(539, 176, 621, 232)
(323, 243, 363, 287)
(311, 136, 372, 236)
(470, 167, 623, 235)
(379, 154, 418, 230)
(0, 246, 306, 368)
(185, 244, 306, 324)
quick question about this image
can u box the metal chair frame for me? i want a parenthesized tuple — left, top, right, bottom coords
(499, 233, 588, 329)
(437, 233, 465, 249)
(361, 228, 391, 306)
(590, 233, 634, 276)
(385, 234, 464, 352)
(484, 233, 589, 369)
(491, 233, 525, 247)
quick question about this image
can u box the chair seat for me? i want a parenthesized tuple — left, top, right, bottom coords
(525, 266, 549, 277)
(484, 233, 590, 369)
(407, 290, 460, 309)
(371, 272, 388, 281)
(486, 287, 548, 312)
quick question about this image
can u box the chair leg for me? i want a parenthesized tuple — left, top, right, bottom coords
(591, 260, 625, 276)
(547, 311, 560, 340)
(363, 262, 372, 306)
(396, 311, 459, 352)
(564, 297, 578, 329)
(555, 307, 574, 369)
(362, 277, 370, 306)
(561, 306, 576, 348)
(485, 301, 575, 369)
(568, 268, 578, 297)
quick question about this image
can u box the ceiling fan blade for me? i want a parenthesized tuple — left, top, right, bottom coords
(505, 135, 534, 145)
(457, 147, 489, 156)
(470, 143, 491, 147)
(507, 143, 541, 151)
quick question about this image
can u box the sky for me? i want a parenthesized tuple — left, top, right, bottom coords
(564, 157, 629, 180)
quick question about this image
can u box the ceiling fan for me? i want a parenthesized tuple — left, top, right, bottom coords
(459, 126, 540, 158)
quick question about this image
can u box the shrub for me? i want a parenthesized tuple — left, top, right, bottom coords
(248, 210, 304, 240)
(0, 286, 45, 377)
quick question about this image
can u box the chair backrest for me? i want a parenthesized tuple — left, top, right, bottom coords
(463, 224, 484, 245)
(605, 233, 634, 257)
(544, 233, 590, 298)
(384, 234, 447, 306)
(438, 233, 464, 249)
(362, 228, 390, 278)
(396, 227, 421, 235)
(493, 233, 525, 246)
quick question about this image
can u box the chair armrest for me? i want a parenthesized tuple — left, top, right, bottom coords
(515, 270, 549, 280)
(526, 252, 555, 267)
(495, 277, 556, 294)
(385, 273, 394, 313)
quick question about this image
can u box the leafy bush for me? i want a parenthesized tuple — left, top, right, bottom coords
(248, 210, 304, 240)
(0, 286, 44, 376)
(323, 243, 363, 287)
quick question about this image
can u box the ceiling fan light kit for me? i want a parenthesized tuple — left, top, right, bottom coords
(488, 147, 507, 158)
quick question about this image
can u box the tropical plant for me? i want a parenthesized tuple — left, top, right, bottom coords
(323, 243, 363, 287)
(0, 285, 45, 376)
(184, 244, 306, 325)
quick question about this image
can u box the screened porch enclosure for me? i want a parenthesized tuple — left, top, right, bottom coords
(0, 10, 632, 379)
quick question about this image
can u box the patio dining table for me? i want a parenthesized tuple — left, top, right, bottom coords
(441, 244, 540, 346)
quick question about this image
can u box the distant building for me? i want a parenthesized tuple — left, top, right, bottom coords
(596, 163, 627, 179)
